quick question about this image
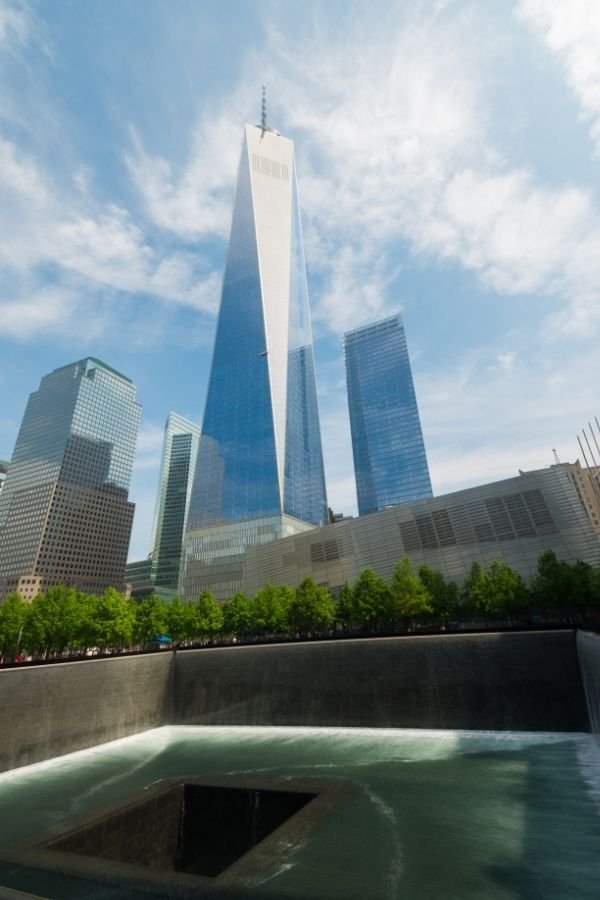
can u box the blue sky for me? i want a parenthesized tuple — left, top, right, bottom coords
(1, 0, 600, 561)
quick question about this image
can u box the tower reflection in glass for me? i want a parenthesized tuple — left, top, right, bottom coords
(180, 119, 327, 601)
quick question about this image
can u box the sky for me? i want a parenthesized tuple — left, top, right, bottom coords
(1, 0, 600, 561)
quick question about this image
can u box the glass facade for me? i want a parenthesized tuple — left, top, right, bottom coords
(150, 413, 200, 590)
(344, 315, 432, 516)
(0, 358, 141, 598)
(181, 123, 326, 600)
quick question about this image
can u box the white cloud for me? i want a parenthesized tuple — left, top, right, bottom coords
(135, 421, 165, 455)
(418, 340, 599, 494)
(126, 5, 600, 336)
(0, 285, 76, 339)
(516, 0, 600, 155)
(269, 13, 600, 334)
(0, 138, 221, 336)
(125, 113, 243, 240)
(0, 1, 30, 49)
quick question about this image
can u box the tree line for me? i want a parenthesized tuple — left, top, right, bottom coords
(1, 549, 600, 663)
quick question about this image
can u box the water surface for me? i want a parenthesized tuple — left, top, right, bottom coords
(0, 726, 599, 899)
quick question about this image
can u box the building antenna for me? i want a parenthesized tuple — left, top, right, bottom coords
(261, 85, 267, 136)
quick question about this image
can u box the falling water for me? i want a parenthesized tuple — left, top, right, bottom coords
(577, 631, 600, 733)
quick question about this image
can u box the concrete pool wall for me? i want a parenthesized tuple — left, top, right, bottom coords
(0, 629, 592, 773)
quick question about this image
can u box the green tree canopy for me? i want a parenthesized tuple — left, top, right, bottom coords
(195, 590, 224, 638)
(463, 561, 526, 616)
(350, 568, 392, 627)
(223, 592, 252, 635)
(335, 582, 354, 627)
(134, 594, 169, 645)
(0, 592, 27, 661)
(418, 564, 459, 618)
(251, 582, 287, 633)
(22, 586, 84, 654)
(484, 560, 527, 615)
(461, 563, 487, 612)
(286, 577, 334, 634)
(86, 588, 134, 649)
(390, 556, 432, 620)
(166, 597, 191, 642)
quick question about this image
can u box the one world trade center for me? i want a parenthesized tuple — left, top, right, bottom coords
(180, 107, 327, 600)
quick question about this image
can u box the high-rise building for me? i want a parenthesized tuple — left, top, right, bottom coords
(0, 358, 140, 601)
(149, 412, 200, 593)
(180, 115, 327, 600)
(344, 314, 432, 516)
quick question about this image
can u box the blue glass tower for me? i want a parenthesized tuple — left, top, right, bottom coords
(180, 119, 327, 600)
(344, 315, 432, 516)
(150, 412, 200, 593)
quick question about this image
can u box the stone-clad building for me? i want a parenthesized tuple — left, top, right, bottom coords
(0, 358, 140, 601)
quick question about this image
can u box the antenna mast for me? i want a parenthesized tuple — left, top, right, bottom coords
(261, 85, 267, 135)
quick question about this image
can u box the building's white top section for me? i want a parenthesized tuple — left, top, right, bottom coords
(245, 123, 295, 504)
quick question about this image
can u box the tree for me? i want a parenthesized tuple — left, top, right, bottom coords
(390, 556, 431, 622)
(350, 569, 392, 628)
(418, 564, 459, 619)
(134, 595, 169, 645)
(167, 597, 190, 642)
(463, 561, 526, 618)
(529, 550, 563, 611)
(88, 588, 134, 649)
(286, 577, 334, 635)
(223, 592, 252, 635)
(0, 593, 27, 662)
(251, 582, 287, 633)
(195, 590, 224, 638)
(527, 550, 596, 613)
(462, 563, 487, 612)
(22, 586, 83, 655)
(484, 561, 526, 617)
(335, 582, 354, 627)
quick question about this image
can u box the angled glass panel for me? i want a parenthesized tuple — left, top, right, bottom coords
(187, 135, 279, 529)
(284, 171, 328, 526)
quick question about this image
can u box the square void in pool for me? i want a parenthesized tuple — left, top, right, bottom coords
(0, 775, 349, 898)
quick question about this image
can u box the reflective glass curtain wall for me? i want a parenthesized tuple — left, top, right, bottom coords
(344, 315, 432, 516)
(181, 123, 327, 600)
(187, 124, 327, 533)
(0, 358, 140, 598)
(185, 124, 327, 531)
(150, 413, 200, 590)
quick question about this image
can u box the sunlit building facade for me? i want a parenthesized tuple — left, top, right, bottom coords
(344, 314, 432, 516)
(180, 120, 327, 600)
(0, 358, 140, 600)
(150, 412, 200, 593)
(243, 464, 600, 596)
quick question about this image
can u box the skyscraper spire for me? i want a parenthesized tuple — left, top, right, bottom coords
(180, 120, 327, 600)
(261, 85, 267, 135)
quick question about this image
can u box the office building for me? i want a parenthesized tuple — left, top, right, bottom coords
(149, 413, 200, 593)
(242, 463, 600, 596)
(0, 358, 140, 600)
(344, 314, 432, 515)
(180, 112, 327, 600)
(124, 558, 154, 602)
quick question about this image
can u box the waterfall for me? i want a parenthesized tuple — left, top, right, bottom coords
(576, 631, 600, 733)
